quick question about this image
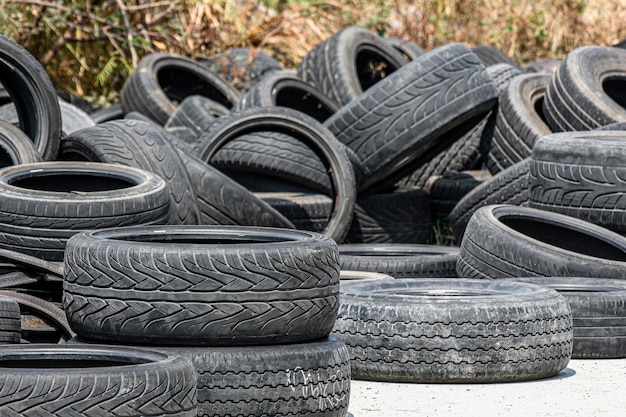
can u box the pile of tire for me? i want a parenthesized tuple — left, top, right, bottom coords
(0, 19, 623, 411)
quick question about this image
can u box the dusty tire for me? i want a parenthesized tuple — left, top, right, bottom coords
(298, 26, 407, 106)
(338, 243, 459, 278)
(324, 42, 498, 192)
(63, 226, 341, 345)
(529, 131, 626, 233)
(333, 278, 572, 382)
(457, 204, 626, 278)
(0, 120, 41, 167)
(0, 34, 61, 160)
(121, 52, 240, 125)
(197, 107, 356, 242)
(0, 162, 170, 261)
(164, 95, 226, 151)
(0, 294, 21, 344)
(0, 344, 197, 416)
(59, 119, 201, 225)
(472, 44, 520, 68)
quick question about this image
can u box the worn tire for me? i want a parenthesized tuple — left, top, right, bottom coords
(64, 226, 341, 345)
(121, 52, 239, 125)
(0, 120, 41, 168)
(164, 95, 227, 151)
(298, 26, 407, 106)
(60, 119, 201, 225)
(324, 42, 498, 192)
(543, 45, 626, 131)
(529, 131, 626, 233)
(338, 243, 459, 278)
(0, 344, 197, 416)
(508, 277, 626, 359)
(0, 34, 61, 160)
(457, 204, 626, 278)
(333, 278, 572, 382)
(0, 294, 21, 344)
(197, 107, 356, 242)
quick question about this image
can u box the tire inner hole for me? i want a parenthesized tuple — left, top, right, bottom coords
(10, 174, 136, 192)
(356, 46, 401, 92)
(159, 67, 233, 109)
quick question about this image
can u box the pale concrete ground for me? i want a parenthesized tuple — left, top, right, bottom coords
(347, 358, 626, 417)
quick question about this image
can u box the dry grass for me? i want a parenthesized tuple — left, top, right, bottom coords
(0, 0, 625, 106)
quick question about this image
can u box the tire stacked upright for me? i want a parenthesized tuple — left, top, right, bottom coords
(64, 225, 351, 417)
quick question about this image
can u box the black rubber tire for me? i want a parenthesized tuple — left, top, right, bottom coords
(297, 26, 407, 106)
(324, 42, 499, 192)
(0, 120, 41, 168)
(121, 52, 240, 125)
(396, 63, 521, 189)
(333, 278, 572, 382)
(426, 171, 486, 220)
(485, 73, 553, 174)
(197, 107, 356, 242)
(384, 37, 426, 61)
(0, 247, 64, 276)
(210, 130, 335, 194)
(0, 294, 21, 344)
(448, 158, 530, 244)
(0, 162, 170, 261)
(202, 47, 283, 93)
(161, 336, 350, 417)
(529, 131, 626, 233)
(338, 243, 459, 278)
(343, 187, 434, 244)
(63, 226, 341, 345)
(523, 59, 561, 74)
(177, 149, 295, 228)
(236, 70, 340, 122)
(471, 44, 520, 68)
(164, 95, 227, 151)
(457, 204, 626, 278)
(258, 191, 333, 233)
(0, 100, 96, 137)
(543, 45, 626, 131)
(59, 119, 201, 225)
(0, 344, 198, 416)
(0, 34, 62, 161)
(506, 277, 626, 359)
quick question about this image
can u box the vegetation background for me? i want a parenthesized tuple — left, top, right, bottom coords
(0, 0, 623, 107)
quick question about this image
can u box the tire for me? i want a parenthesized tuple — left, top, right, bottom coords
(343, 187, 433, 244)
(0, 34, 61, 160)
(523, 59, 561, 74)
(297, 26, 407, 106)
(507, 277, 626, 359)
(63, 226, 341, 345)
(426, 171, 485, 220)
(164, 95, 227, 151)
(59, 119, 201, 225)
(471, 44, 520, 68)
(160, 337, 350, 417)
(384, 37, 425, 61)
(210, 130, 335, 195)
(0, 161, 170, 261)
(324, 42, 499, 192)
(236, 70, 340, 122)
(258, 192, 333, 233)
(529, 131, 626, 233)
(543, 45, 626, 132)
(0, 294, 21, 344)
(90, 102, 124, 124)
(197, 107, 356, 242)
(202, 47, 283, 93)
(0, 120, 41, 168)
(338, 243, 459, 278)
(0, 344, 197, 416)
(333, 278, 572, 382)
(396, 63, 521, 188)
(0, 247, 64, 276)
(0, 100, 96, 137)
(121, 52, 240, 125)
(177, 149, 296, 228)
(485, 73, 553, 174)
(457, 204, 626, 278)
(448, 158, 530, 244)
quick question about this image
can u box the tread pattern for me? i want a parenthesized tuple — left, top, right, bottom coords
(448, 158, 530, 244)
(63, 227, 340, 345)
(60, 119, 201, 225)
(324, 43, 498, 190)
(157, 336, 350, 417)
(333, 279, 572, 382)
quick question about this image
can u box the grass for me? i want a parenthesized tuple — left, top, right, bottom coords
(0, 0, 624, 107)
